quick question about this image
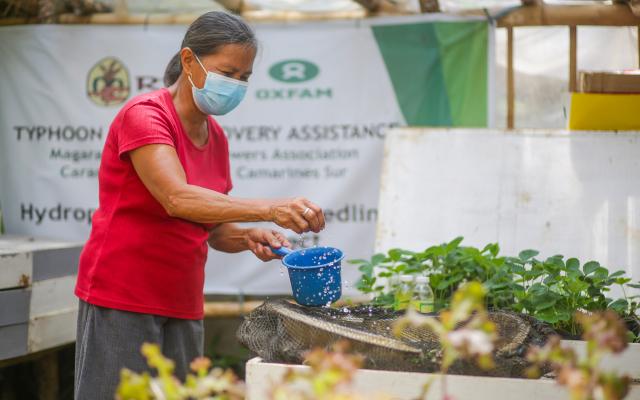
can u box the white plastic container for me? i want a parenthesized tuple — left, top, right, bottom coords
(246, 356, 640, 400)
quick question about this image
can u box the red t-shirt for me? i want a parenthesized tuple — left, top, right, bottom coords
(75, 88, 232, 320)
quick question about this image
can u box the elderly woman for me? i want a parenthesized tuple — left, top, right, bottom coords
(74, 11, 324, 399)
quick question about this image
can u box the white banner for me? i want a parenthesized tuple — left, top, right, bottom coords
(0, 17, 490, 294)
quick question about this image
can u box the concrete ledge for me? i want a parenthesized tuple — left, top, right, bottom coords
(28, 308, 78, 353)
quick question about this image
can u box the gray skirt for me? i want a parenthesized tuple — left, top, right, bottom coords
(74, 300, 203, 400)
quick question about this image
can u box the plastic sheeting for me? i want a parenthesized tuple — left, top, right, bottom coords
(494, 26, 639, 129)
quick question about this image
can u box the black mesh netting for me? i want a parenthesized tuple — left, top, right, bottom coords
(237, 299, 555, 378)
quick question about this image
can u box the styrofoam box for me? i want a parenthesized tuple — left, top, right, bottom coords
(0, 236, 82, 360)
(564, 340, 640, 379)
(246, 357, 640, 400)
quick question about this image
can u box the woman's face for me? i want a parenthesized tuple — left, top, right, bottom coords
(186, 43, 256, 88)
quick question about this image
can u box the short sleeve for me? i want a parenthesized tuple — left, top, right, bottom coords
(117, 102, 175, 159)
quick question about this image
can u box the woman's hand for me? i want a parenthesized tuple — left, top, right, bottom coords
(245, 228, 291, 262)
(268, 197, 325, 234)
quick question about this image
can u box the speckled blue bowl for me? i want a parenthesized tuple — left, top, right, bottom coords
(271, 246, 343, 306)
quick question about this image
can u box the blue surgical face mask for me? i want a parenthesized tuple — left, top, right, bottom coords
(188, 54, 248, 115)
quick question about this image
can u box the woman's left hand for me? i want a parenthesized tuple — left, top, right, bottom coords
(245, 228, 291, 262)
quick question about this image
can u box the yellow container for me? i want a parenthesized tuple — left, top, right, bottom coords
(569, 93, 640, 130)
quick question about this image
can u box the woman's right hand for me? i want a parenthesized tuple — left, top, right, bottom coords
(268, 197, 325, 234)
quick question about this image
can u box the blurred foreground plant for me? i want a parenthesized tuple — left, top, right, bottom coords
(527, 310, 632, 400)
(116, 343, 245, 400)
(394, 282, 497, 400)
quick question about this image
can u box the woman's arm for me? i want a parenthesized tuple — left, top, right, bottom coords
(207, 223, 251, 253)
(129, 144, 325, 233)
(208, 223, 290, 261)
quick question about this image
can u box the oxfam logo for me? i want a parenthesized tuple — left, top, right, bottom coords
(269, 60, 319, 83)
(258, 59, 329, 100)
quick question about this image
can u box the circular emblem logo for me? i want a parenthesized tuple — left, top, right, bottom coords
(269, 59, 319, 83)
(86, 57, 130, 106)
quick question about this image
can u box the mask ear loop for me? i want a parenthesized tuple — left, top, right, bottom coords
(187, 49, 208, 89)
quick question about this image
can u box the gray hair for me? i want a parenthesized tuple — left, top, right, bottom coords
(163, 11, 257, 87)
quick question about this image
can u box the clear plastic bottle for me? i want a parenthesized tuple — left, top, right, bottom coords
(411, 276, 434, 313)
(388, 274, 400, 294)
(394, 275, 414, 311)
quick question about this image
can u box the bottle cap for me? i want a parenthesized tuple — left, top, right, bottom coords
(415, 276, 428, 284)
(400, 275, 414, 283)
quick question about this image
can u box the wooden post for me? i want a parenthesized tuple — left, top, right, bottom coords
(507, 27, 515, 130)
(114, 0, 128, 19)
(217, 0, 244, 13)
(37, 0, 55, 23)
(353, 0, 381, 14)
(35, 352, 58, 400)
(419, 0, 440, 13)
(569, 25, 577, 92)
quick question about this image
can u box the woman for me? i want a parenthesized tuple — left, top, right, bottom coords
(74, 11, 325, 399)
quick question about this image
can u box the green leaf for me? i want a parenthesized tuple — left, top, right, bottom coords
(485, 280, 509, 290)
(609, 270, 627, 278)
(436, 279, 453, 290)
(355, 275, 376, 293)
(481, 243, 500, 257)
(424, 245, 444, 257)
(530, 292, 558, 310)
(519, 249, 539, 261)
(388, 249, 403, 261)
(567, 268, 583, 280)
(358, 264, 373, 274)
(510, 264, 526, 275)
(587, 286, 605, 298)
(583, 261, 600, 275)
(555, 310, 572, 322)
(528, 281, 546, 291)
(609, 298, 629, 313)
(445, 237, 464, 252)
(542, 262, 562, 276)
(593, 267, 609, 280)
(372, 292, 394, 307)
(371, 253, 387, 265)
(535, 309, 560, 323)
(512, 283, 525, 292)
(545, 256, 565, 268)
(566, 258, 580, 271)
(393, 264, 408, 273)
